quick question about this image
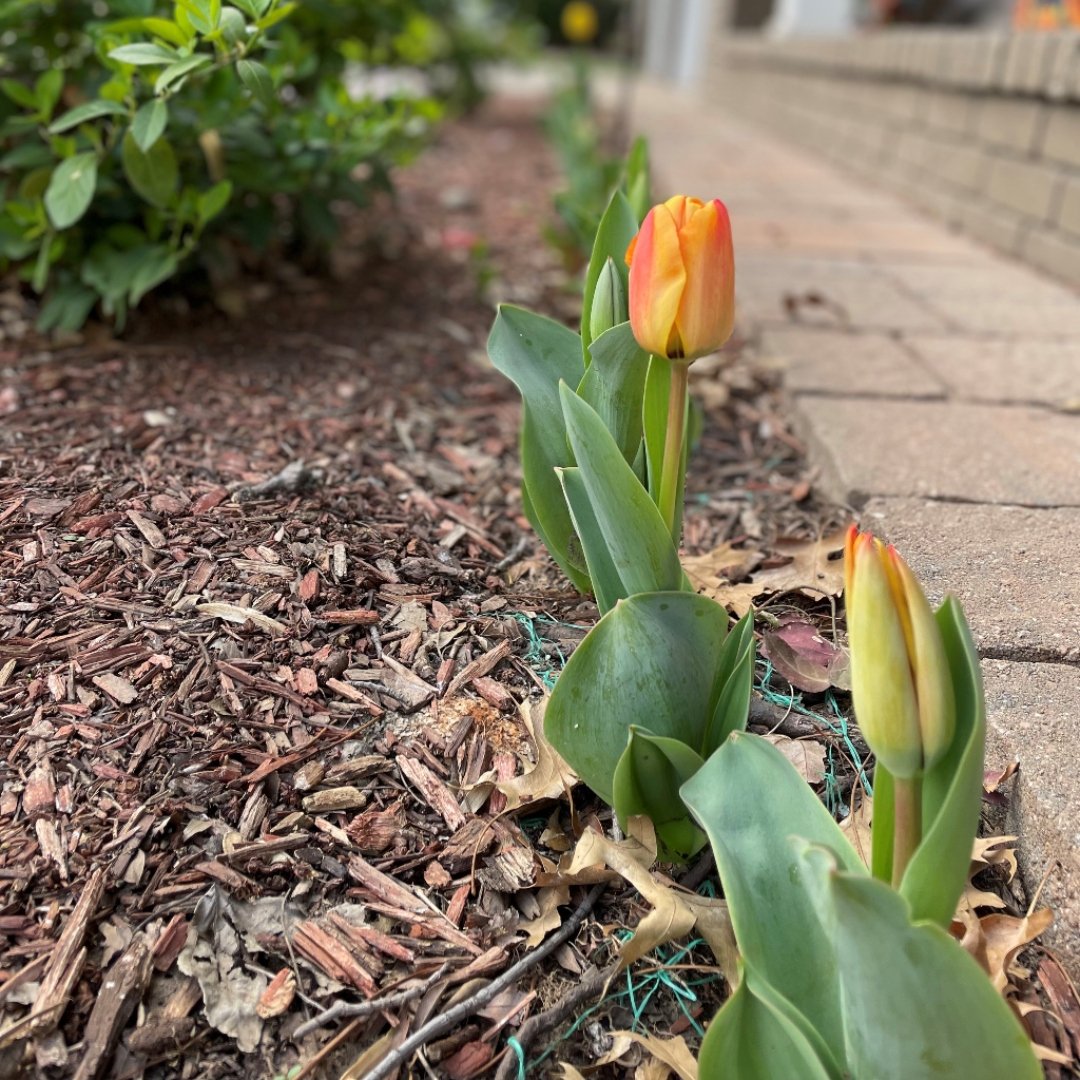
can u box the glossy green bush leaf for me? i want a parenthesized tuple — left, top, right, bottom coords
(140, 17, 190, 47)
(44, 153, 98, 230)
(237, 59, 275, 106)
(487, 305, 589, 593)
(798, 842, 1042, 1080)
(156, 55, 212, 94)
(898, 595, 987, 926)
(48, 100, 127, 134)
(546, 591, 731, 805)
(122, 131, 178, 208)
(612, 727, 706, 860)
(577, 320, 649, 466)
(560, 384, 682, 603)
(109, 43, 179, 66)
(197, 179, 233, 228)
(131, 99, 168, 151)
(682, 733, 858, 1066)
(699, 973, 835, 1080)
(580, 189, 637, 363)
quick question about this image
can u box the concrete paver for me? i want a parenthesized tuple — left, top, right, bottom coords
(904, 334, 1080, 406)
(760, 328, 945, 398)
(982, 659, 1080, 968)
(804, 398, 1080, 507)
(632, 75, 1080, 978)
(857, 497, 1080, 660)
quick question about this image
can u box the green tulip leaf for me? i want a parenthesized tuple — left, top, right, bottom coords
(797, 841, 1042, 1080)
(546, 592, 731, 805)
(642, 357, 688, 542)
(702, 610, 756, 756)
(699, 971, 836, 1080)
(612, 727, 706, 861)
(559, 384, 683, 603)
(558, 467, 622, 615)
(681, 733, 860, 1069)
(487, 306, 590, 592)
(899, 595, 987, 926)
(622, 136, 652, 224)
(581, 189, 637, 363)
(577, 320, 650, 466)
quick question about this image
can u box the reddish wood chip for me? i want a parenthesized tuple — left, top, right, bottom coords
(292, 921, 376, 996)
(91, 672, 138, 705)
(443, 1040, 494, 1080)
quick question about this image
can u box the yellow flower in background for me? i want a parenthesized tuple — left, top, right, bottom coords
(844, 525, 956, 780)
(625, 195, 735, 362)
(561, 1, 599, 44)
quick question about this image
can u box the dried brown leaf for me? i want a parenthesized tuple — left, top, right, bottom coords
(603, 1031, 698, 1080)
(762, 735, 827, 784)
(750, 528, 849, 600)
(496, 698, 577, 810)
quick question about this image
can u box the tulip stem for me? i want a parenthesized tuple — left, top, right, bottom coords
(658, 360, 689, 542)
(891, 775, 922, 888)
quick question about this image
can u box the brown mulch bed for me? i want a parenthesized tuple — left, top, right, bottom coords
(1, 95, 871, 1080)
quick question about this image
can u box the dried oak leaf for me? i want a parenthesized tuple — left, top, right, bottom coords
(761, 619, 850, 694)
(601, 1031, 698, 1080)
(682, 541, 764, 617)
(762, 734, 827, 785)
(749, 528, 850, 600)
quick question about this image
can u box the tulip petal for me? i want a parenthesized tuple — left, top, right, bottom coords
(889, 549, 956, 770)
(674, 198, 735, 360)
(848, 534, 922, 779)
(627, 203, 686, 358)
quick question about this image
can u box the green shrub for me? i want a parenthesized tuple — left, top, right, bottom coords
(0, 0, 497, 331)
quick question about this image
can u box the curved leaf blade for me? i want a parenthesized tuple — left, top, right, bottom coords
(44, 153, 98, 230)
(581, 189, 637, 361)
(546, 592, 730, 805)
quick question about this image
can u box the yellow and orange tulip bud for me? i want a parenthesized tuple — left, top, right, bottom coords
(625, 195, 735, 362)
(844, 526, 955, 780)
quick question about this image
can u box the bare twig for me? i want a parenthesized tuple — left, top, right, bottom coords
(292, 962, 451, 1039)
(358, 882, 607, 1080)
(232, 460, 321, 502)
(493, 959, 620, 1080)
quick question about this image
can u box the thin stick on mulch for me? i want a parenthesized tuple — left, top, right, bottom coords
(359, 882, 606, 1080)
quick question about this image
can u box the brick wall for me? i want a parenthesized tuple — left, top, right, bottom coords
(709, 31, 1080, 285)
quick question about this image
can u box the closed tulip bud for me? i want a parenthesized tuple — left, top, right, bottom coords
(844, 526, 956, 780)
(625, 194, 735, 362)
(589, 256, 627, 342)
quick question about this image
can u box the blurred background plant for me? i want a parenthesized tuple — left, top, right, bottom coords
(0, 0, 535, 331)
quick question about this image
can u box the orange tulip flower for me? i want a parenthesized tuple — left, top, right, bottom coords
(625, 195, 735, 362)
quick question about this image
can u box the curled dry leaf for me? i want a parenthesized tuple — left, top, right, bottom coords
(761, 619, 850, 694)
(496, 698, 577, 811)
(762, 734, 827, 785)
(682, 542, 764, 617)
(255, 969, 296, 1019)
(601, 1031, 698, 1080)
(839, 793, 873, 869)
(956, 904, 1054, 993)
(748, 528, 849, 600)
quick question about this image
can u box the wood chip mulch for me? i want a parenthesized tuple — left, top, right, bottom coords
(0, 95, 845, 1079)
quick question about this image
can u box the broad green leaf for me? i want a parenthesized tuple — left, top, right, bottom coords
(611, 727, 706, 861)
(109, 43, 179, 66)
(254, 2, 295, 31)
(217, 7, 248, 44)
(681, 733, 861, 1067)
(131, 99, 168, 151)
(798, 842, 1042, 1080)
(699, 972, 835, 1080)
(546, 591, 731, 805)
(899, 596, 987, 926)
(559, 385, 683, 600)
(487, 306, 588, 593)
(37, 282, 97, 332)
(155, 54, 212, 94)
(44, 153, 98, 230)
(141, 16, 190, 46)
(128, 245, 179, 305)
(197, 179, 232, 227)
(178, 0, 220, 33)
(48, 100, 127, 134)
(701, 610, 755, 755)
(577, 320, 649, 465)
(34, 69, 62, 118)
(122, 132, 178, 208)
(642, 357, 687, 541)
(558, 467, 621, 614)
(581, 189, 637, 363)
(1, 79, 37, 111)
(237, 59, 274, 105)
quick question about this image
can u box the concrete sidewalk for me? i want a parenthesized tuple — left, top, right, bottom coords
(630, 78, 1080, 975)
